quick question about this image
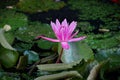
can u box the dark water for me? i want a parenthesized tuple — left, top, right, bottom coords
(27, 6, 79, 23)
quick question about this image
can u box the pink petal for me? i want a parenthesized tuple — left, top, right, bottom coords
(62, 19, 68, 27)
(69, 36, 86, 42)
(36, 35, 60, 42)
(68, 21, 77, 34)
(61, 42, 69, 49)
(56, 19, 61, 29)
(51, 21, 58, 32)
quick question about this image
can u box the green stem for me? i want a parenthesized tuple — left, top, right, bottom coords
(56, 48, 63, 63)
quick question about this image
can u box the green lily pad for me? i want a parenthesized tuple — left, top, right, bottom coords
(77, 22, 95, 33)
(0, 9, 28, 31)
(4, 31, 15, 45)
(0, 47, 19, 68)
(58, 41, 94, 63)
(16, 0, 65, 13)
(15, 22, 56, 49)
(84, 33, 120, 50)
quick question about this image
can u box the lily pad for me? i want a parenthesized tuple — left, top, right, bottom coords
(15, 22, 56, 49)
(0, 9, 28, 31)
(16, 0, 65, 13)
(84, 33, 120, 50)
(0, 47, 19, 68)
(4, 31, 15, 45)
(58, 41, 94, 63)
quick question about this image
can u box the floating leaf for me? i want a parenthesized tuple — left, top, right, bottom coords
(84, 33, 120, 49)
(15, 22, 56, 49)
(0, 9, 28, 31)
(16, 0, 65, 13)
(58, 41, 94, 63)
(0, 29, 16, 51)
(0, 47, 19, 68)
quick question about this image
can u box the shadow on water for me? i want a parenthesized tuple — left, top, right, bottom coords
(27, 6, 79, 23)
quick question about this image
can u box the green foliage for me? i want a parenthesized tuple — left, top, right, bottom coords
(84, 32, 120, 49)
(15, 22, 52, 42)
(77, 22, 95, 33)
(0, 47, 19, 68)
(13, 42, 33, 52)
(4, 31, 15, 45)
(68, 0, 119, 20)
(16, 0, 65, 13)
(15, 22, 57, 49)
(0, 9, 28, 31)
(68, 0, 120, 30)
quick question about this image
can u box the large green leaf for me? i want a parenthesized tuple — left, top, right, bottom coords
(84, 33, 120, 49)
(15, 22, 56, 49)
(0, 47, 19, 68)
(58, 41, 94, 63)
(0, 9, 28, 31)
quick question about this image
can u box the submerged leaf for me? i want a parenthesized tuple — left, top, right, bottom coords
(24, 50, 39, 64)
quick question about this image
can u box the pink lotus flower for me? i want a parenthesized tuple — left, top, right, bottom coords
(36, 19, 86, 49)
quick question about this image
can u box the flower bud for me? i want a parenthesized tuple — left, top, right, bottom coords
(3, 24, 11, 31)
